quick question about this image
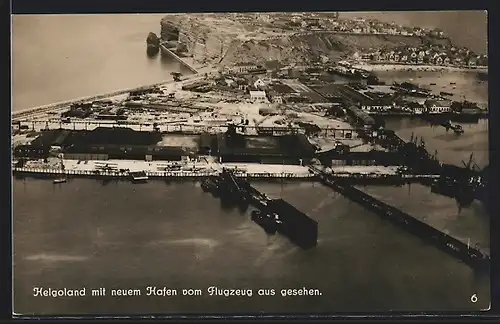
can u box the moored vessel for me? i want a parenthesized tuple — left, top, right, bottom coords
(129, 171, 148, 183)
(53, 177, 67, 184)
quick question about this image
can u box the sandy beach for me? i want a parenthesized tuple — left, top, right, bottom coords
(11, 71, 218, 120)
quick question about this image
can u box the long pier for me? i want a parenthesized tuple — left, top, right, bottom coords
(12, 164, 445, 184)
(12, 166, 314, 180)
(310, 166, 490, 270)
(160, 43, 199, 74)
(326, 172, 439, 186)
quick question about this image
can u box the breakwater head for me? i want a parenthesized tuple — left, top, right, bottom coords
(201, 169, 318, 249)
(310, 166, 490, 271)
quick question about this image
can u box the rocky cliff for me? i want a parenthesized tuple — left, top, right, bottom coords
(160, 14, 452, 67)
(161, 15, 233, 63)
(161, 20, 180, 41)
(220, 33, 450, 66)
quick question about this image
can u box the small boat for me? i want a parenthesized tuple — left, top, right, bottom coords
(53, 178, 67, 184)
(452, 124, 464, 134)
(129, 171, 148, 183)
(430, 83, 436, 85)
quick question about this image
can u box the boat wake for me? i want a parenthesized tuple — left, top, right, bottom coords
(310, 193, 338, 214)
(24, 253, 89, 262)
(167, 238, 220, 249)
(254, 237, 297, 267)
(166, 238, 220, 260)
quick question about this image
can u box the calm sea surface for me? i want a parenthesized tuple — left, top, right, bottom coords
(12, 14, 193, 111)
(12, 14, 490, 315)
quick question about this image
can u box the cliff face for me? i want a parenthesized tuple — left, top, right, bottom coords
(160, 14, 452, 67)
(219, 33, 450, 66)
(161, 15, 233, 63)
(161, 20, 180, 41)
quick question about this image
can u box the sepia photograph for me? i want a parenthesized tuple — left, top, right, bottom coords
(12, 10, 490, 316)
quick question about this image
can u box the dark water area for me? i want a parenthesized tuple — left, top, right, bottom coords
(13, 178, 490, 315)
(12, 14, 193, 111)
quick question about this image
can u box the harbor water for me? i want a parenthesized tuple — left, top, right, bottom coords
(13, 175, 490, 314)
(12, 14, 490, 315)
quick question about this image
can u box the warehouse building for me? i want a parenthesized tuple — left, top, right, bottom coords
(214, 125, 315, 164)
(14, 127, 191, 161)
(345, 105, 376, 129)
(198, 132, 218, 155)
(63, 144, 185, 161)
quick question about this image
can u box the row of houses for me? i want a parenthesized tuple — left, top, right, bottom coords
(328, 18, 444, 38)
(360, 99, 454, 115)
(360, 46, 487, 67)
(223, 13, 447, 43)
(263, 14, 444, 38)
(222, 62, 268, 74)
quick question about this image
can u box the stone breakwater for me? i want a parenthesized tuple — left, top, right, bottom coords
(159, 44, 199, 74)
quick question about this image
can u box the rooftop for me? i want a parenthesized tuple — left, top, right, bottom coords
(271, 83, 296, 94)
(216, 133, 315, 157)
(249, 90, 267, 96)
(425, 99, 452, 107)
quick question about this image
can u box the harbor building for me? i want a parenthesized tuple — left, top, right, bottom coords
(214, 125, 315, 164)
(424, 99, 452, 114)
(249, 90, 269, 103)
(13, 126, 316, 166)
(63, 145, 186, 161)
(345, 105, 376, 129)
(14, 127, 195, 162)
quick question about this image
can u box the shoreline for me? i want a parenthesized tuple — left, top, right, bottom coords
(12, 72, 211, 120)
(353, 63, 488, 73)
(12, 79, 178, 119)
(13, 47, 209, 119)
